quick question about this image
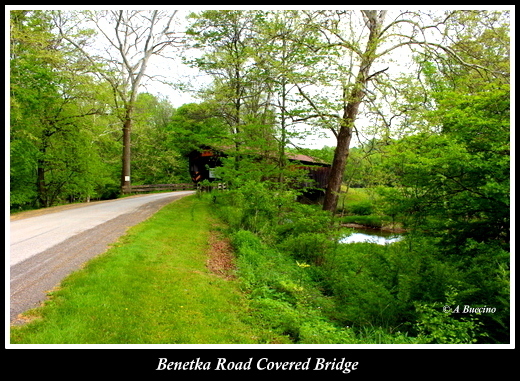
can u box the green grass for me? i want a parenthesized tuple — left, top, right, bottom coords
(337, 187, 372, 212)
(341, 214, 388, 228)
(340, 187, 371, 202)
(10, 195, 283, 344)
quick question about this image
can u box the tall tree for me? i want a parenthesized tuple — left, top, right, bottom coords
(323, 10, 388, 212)
(252, 10, 324, 182)
(369, 10, 510, 342)
(186, 11, 274, 157)
(10, 10, 55, 207)
(55, 10, 182, 192)
(187, 10, 331, 189)
(286, 10, 507, 212)
(131, 93, 187, 184)
(10, 10, 116, 208)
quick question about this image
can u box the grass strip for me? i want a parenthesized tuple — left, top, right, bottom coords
(10, 195, 278, 344)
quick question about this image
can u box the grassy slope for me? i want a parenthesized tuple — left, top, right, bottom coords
(10, 195, 283, 344)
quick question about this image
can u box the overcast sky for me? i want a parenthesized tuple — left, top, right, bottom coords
(7, 5, 512, 150)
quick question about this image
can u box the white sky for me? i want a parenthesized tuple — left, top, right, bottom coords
(6, 5, 513, 150)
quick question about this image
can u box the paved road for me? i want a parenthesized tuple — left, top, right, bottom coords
(9, 191, 194, 324)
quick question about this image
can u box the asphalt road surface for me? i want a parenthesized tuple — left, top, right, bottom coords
(9, 191, 195, 324)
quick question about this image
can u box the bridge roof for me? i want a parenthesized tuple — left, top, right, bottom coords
(190, 145, 330, 166)
(286, 153, 330, 166)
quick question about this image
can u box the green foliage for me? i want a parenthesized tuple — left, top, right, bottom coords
(379, 88, 509, 242)
(231, 229, 302, 339)
(277, 232, 335, 265)
(414, 288, 485, 344)
(9, 9, 510, 344)
(337, 188, 375, 215)
(346, 200, 374, 216)
(370, 83, 510, 343)
(215, 181, 295, 236)
(377, 86, 509, 239)
(222, 174, 508, 342)
(232, 230, 296, 292)
(226, 208, 462, 343)
(449, 239, 510, 343)
(10, 10, 122, 209)
(168, 102, 230, 156)
(10, 11, 196, 210)
(340, 215, 388, 229)
(320, 242, 402, 328)
(131, 94, 189, 184)
(292, 146, 335, 165)
(11, 196, 284, 344)
(230, 228, 362, 343)
(9, 137, 38, 207)
(209, 136, 510, 343)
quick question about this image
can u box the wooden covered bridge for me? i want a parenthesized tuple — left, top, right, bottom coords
(125, 146, 331, 201)
(187, 146, 331, 201)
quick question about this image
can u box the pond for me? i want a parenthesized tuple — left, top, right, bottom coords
(340, 227, 403, 245)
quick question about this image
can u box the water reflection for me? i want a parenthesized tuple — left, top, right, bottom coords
(341, 233, 402, 245)
(340, 228, 403, 245)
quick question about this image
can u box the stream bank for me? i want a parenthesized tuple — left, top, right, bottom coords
(340, 223, 406, 245)
(341, 222, 406, 234)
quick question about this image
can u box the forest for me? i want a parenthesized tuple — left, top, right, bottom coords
(9, 9, 510, 344)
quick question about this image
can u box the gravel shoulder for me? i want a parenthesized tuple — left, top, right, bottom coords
(10, 192, 193, 325)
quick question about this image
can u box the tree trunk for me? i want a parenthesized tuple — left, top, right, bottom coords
(323, 123, 353, 212)
(278, 77, 287, 184)
(37, 161, 47, 208)
(37, 136, 49, 208)
(121, 106, 133, 193)
(322, 10, 385, 212)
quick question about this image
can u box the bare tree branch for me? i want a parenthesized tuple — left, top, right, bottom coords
(55, 10, 182, 191)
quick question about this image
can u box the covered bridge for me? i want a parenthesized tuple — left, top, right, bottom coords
(187, 146, 331, 201)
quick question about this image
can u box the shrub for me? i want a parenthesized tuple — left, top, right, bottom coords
(277, 232, 335, 264)
(318, 237, 463, 332)
(341, 215, 386, 228)
(354, 326, 426, 344)
(414, 288, 486, 344)
(232, 230, 300, 296)
(250, 298, 301, 341)
(348, 200, 374, 215)
(218, 181, 300, 237)
(98, 183, 120, 200)
(218, 180, 506, 343)
(298, 319, 357, 344)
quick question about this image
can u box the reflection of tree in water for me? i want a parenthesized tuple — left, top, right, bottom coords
(340, 231, 402, 245)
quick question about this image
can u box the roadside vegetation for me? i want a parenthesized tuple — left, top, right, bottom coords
(10, 176, 509, 344)
(10, 196, 289, 344)
(206, 172, 508, 344)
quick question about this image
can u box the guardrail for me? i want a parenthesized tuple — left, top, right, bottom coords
(125, 183, 196, 193)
